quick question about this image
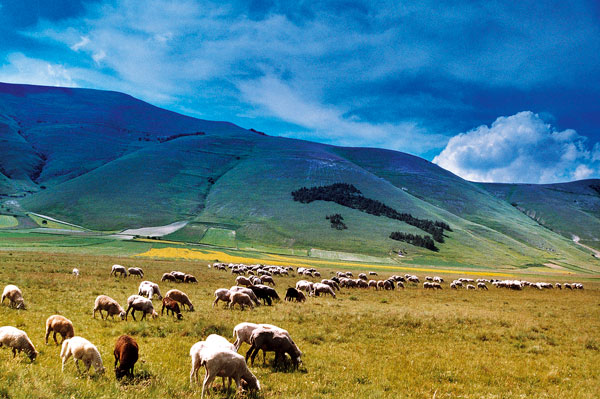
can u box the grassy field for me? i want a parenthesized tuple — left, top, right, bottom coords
(0, 250, 598, 398)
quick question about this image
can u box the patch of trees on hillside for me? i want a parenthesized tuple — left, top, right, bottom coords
(157, 131, 205, 143)
(389, 232, 438, 251)
(590, 184, 600, 196)
(326, 214, 347, 230)
(292, 183, 451, 242)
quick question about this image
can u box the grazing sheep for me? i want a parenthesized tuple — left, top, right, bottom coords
(161, 297, 183, 319)
(260, 275, 275, 286)
(368, 271, 378, 276)
(0, 326, 37, 361)
(250, 285, 280, 305)
(358, 273, 368, 280)
(321, 279, 340, 291)
(138, 281, 162, 300)
(213, 288, 232, 307)
(433, 276, 444, 283)
(312, 283, 336, 298)
(466, 284, 476, 290)
(477, 282, 488, 290)
(229, 286, 261, 306)
(236, 276, 253, 287)
(125, 295, 158, 321)
(93, 295, 126, 320)
(396, 281, 405, 289)
(200, 348, 260, 399)
(555, 283, 562, 289)
(246, 327, 302, 369)
(368, 280, 378, 290)
(184, 274, 198, 283)
(229, 292, 254, 310)
(295, 280, 314, 295)
(284, 287, 306, 302)
(171, 271, 186, 282)
(72, 268, 80, 277)
(190, 335, 238, 388)
(425, 276, 433, 281)
(61, 336, 104, 375)
(110, 264, 128, 278)
(232, 323, 288, 351)
(114, 335, 139, 379)
(1, 285, 26, 309)
(128, 267, 144, 278)
(161, 272, 177, 282)
(165, 289, 195, 311)
(45, 315, 74, 345)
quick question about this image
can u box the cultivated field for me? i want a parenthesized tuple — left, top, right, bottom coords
(0, 251, 598, 398)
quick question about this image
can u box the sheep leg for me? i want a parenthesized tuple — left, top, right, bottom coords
(75, 359, 82, 374)
(201, 372, 216, 399)
(12, 347, 17, 357)
(45, 328, 51, 344)
(53, 332, 59, 345)
(262, 349, 267, 365)
(212, 298, 218, 307)
(245, 345, 256, 365)
(190, 359, 198, 386)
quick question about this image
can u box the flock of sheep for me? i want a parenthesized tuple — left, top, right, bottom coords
(0, 261, 586, 397)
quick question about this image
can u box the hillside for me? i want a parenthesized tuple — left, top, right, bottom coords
(1, 82, 599, 270)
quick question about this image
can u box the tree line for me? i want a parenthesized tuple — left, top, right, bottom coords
(292, 183, 451, 242)
(326, 214, 347, 230)
(389, 232, 438, 251)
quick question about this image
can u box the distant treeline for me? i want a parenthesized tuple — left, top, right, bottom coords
(326, 213, 347, 230)
(157, 131, 205, 143)
(291, 183, 451, 242)
(389, 232, 438, 251)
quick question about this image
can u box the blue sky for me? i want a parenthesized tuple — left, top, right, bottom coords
(1, 0, 599, 183)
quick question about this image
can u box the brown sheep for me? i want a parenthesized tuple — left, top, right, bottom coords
(246, 327, 302, 369)
(45, 315, 74, 345)
(161, 297, 183, 319)
(228, 292, 254, 310)
(114, 335, 139, 379)
(165, 289, 195, 311)
(161, 273, 177, 282)
(93, 295, 126, 320)
(184, 274, 198, 283)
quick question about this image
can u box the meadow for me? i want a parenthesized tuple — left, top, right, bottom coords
(0, 250, 598, 399)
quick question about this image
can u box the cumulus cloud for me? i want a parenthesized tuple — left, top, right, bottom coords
(433, 111, 599, 183)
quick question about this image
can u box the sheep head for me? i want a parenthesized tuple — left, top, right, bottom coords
(119, 311, 126, 320)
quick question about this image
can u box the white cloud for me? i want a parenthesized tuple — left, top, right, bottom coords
(433, 111, 599, 183)
(0, 53, 76, 87)
(70, 36, 90, 51)
(237, 75, 446, 154)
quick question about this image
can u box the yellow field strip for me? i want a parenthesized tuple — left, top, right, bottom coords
(135, 247, 516, 277)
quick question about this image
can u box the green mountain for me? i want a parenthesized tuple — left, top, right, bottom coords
(1, 82, 599, 271)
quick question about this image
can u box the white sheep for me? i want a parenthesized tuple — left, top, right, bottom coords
(0, 326, 38, 361)
(126, 295, 158, 320)
(128, 267, 144, 278)
(60, 336, 104, 375)
(138, 281, 162, 300)
(200, 348, 260, 399)
(1, 285, 26, 309)
(312, 283, 336, 298)
(228, 286, 260, 306)
(232, 322, 291, 365)
(228, 292, 254, 310)
(295, 280, 314, 294)
(93, 295, 126, 320)
(72, 268, 80, 277)
(190, 334, 236, 386)
(110, 264, 128, 278)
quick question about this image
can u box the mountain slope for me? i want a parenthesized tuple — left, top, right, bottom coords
(1, 82, 599, 270)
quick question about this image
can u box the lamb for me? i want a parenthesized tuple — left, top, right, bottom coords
(161, 272, 177, 282)
(93, 295, 126, 320)
(1, 285, 26, 309)
(246, 327, 302, 369)
(61, 336, 104, 375)
(72, 268, 80, 277)
(125, 295, 158, 321)
(110, 264, 128, 278)
(0, 326, 38, 361)
(213, 288, 231, 307)
(228, 292, 254, 310)
(128, 267, 144, 278)
(466, 284, 476, 290)
(284, 287, 306, 302)
(477, 282, 488, 290)
(45, 315, 74, 345)
(184, 274, 198, 283)
(114, 335, 139, 379)
(161, 297, 183, 319)
(313, 283, 336, 298)
(199, 348, 260, 399)
(165, 289, 195, 311)
(138, 281, 162, 300)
